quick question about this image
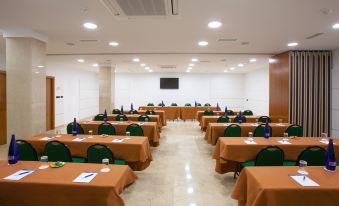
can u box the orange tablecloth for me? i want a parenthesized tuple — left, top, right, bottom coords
(26, 134, 153, 171)
(0, 161, 137, 206)
(213, 137, 339, 174)
(232, 166, 339, 206)
(127, 110, 166, 126)
(200, 115, 261, 130)
(80, 121, 160, 147)
(107, 114, 163, 128)
(139, 106, 180, 120)
(179, 106, 217, 120)
(205, 123, 290, 145)
(195, 110, 240, 121)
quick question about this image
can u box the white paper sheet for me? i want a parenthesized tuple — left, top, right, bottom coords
(3, 169, 35, 180)
(112, 138, 124, 143)
(244, 140, 257, 144)
(72, 137, 86, 142)
(138, 123, 144, 125)
(223, 123, 230, 126)
(278, 140, 292, 144)
(290, 175, 320, 187)
(40, 136, 55, 140)
(251, 123, 258, 126)
(124, 137, 131, 140)
(73, 172, 98, 183)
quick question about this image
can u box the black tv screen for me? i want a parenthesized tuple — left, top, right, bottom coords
(160, 78, 179, 89)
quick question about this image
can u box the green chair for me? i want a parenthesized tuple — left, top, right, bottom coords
(147, 103, 154, 106)
(98, 123, 116, 135)
(204, 103, 211, 106)
(242, 146, 284, 167)
(224, 124, 241, 137)
(66, 122, 84, 135)
(227, 110, 234, 115)
(158, 103, 165, 106)
(258, 116, 271, 123)
(116, 114, 128, 121)
(112, 109, 121, 114)
(171, 103, 178, 106)
(128, 110, 139, 114)
(217, 116, 230, 123)
(126, 124, 144, 136)
(253, 124, 272, 137)
(196, 103, 202, 106)
(185, 103, 191, 106)
(243, 110, 253, 116)
(234, 116, 247, 123)
(16, 140, 39, 161)
(138, 115, 150, 122)
(203, 110, 214, 116)
(94, 114, 104, 121)
(145, 110, 156, 115)
(294, 146, 326, 166)
(87, 144, 126, 165)
(285, 124, 303, 137)
(45, 141, 86, 163)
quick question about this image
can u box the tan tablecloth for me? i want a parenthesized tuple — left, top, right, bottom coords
(139, 106, 180, 120)
(26, 134, 153, 171)
(0, 161, 137, 206)
(179, 106, 217, 120)
(200, 115, 261, 130)
(213, 137, 339, 174)
(107, 114, 163, 128)
(80, 121, 160, 147)
(205, 123, 290, 145)
(232, 166, 339, 206)
(126, 110, 166, 125)
(195, 110, 240, 121)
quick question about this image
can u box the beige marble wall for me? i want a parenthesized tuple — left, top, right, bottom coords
(99, 65, 114, 113)
(6, 37, 46, 141)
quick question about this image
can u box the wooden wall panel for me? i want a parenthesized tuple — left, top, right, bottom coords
(0, 71, 6, 145)
(46, 76, 55, 131)
(269, 52, 290, 122)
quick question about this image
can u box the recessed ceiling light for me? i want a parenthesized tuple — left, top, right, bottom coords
(108, 41, 119, 46)
(198, 41, 208, 46)
(83, 22, 97, 30)
(140, 63, 146, 67)
(224, 70, 229, 73)
(191, 58, 198, 62)
(77, 59, 85, 63)
(187, 67, 192, 70)
(37, 65, 45, 68)
(208, 21, 222, 29)
(288, 42, 298, 47)
(269, 58, 276, 63)
(249, 58, 257, 62)
(186, 70, 191, 73)
(230, 67, 235, 70)
(92, 63, 99, 67)
(189, 63, 194, 67)
(133, 58, 140, 62)
(149, 70, 153, 72)
(35, 71, 40, 74)
(145, 66, 150, 70)
(332, 23, 339, 29)
(238, 64, 244, 67)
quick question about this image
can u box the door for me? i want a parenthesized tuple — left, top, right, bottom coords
(0, 71, 6, 145)
(46, 76, 55, 130)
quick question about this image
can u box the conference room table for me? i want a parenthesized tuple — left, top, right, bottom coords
(232, 166, 339, 206)
(195, 110, 240, 122)
(124, 110, 166, 126)
(107, 114, 163, 128)
(0, 161, 137, 206)
(200, 115, 261, 130)
(79, 121, 160, 146)
(26, 134, 153, 171)
(213, 137, 339, 174)
(205, 123, 290, 145)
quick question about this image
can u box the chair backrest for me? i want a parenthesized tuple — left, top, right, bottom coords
(204, 103, 211, 106)
(203, 110, 214, 116)
(128, 110, 139, 114)
(253, 124, 272, 137)
(126, 124, 144, 136)
(145, 110, 156, 115)
(147, 103, 154, 106)
(16, 140, 39, 161)
(196, 103, 202, 106)
(116, 114, 128, 121)
(112, 109, 121, 114)
(98, 123, 116, 135)
(185, 103, 191, 106)
(217, 116, 230, 123)
(227, 110, 234, 115)
(94, 114, 104, 121)
(285, 124, 303, 137)
(87, 144, 114, 164)
(66, 122, 84, 134)
(297, 146, 326, 166)
(234, 116, 247, 123)
(158, 103, 165, 106)
(224, 124, 241, 137)
(243, 110, 253, 116)
(138, 115, 150, 122)
(255, 146, 284, 166)
(171, 103, 177, 106)
(45, 141, 72, 162)
(258, 116, 271, 123)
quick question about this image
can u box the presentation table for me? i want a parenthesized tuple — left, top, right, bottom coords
(213, 137, 339, 174)
(195, 110, 240, 122)
(139, 106, 180, 120)
(26, 134, 153, 171)
(107, 114, 163, 128)
(205, 123, 290, 145)
(200, 115, 261, 130)
(232, 166, 339, 206)
(0, 161, 137, 206)
(125, 110, 166, 126)
(80, 121, 160, 146)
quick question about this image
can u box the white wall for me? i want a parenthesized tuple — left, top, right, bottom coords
(0, 52, 5, 70)
(332, 48, 339, 137)
(46, 66, 99, 127)
(244, 68, 269, 115)
(115, 72, 247, 112)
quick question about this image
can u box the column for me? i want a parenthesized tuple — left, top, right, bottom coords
(99, 65, 115, 113)
(6, 37, 46, 141)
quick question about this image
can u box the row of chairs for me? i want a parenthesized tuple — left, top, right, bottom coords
(147, 103, 211, 106)
(67, 123, 145, 136)
(94, 114, 151, 122)
(16, 140, 125, 165)
(214, 115, 271, 123)
(112, 109, 156, 115)
(204, 109, 253, 116)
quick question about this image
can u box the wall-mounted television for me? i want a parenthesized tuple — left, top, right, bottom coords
(160, 78, 179, 89)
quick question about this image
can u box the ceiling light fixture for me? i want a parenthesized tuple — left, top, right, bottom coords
(230, 67, 235, 70)
(108, 41, 119, 46)
(238, 64, 244, 67)
(332, 23, 339, 29)
(83, 22, 98, 30)
(145, 66, 150, 70)
(37, 65, 45, 68)
(149, 70, 153, 72)
(189, 63, 194, 67)
(249, 58, 257, 62)
(77, 59, 85, 63)
(224, 70, 229, 73)
(140, 63, 146, 67)
(191, 58, 198, 62)
(133, 58, 140, 62)
(269, 58, 276, 63)
(208, 21, 222, 29)
(198, 41, 208, 46)
(186, 70, 191, 73)
(92, 63, 99, 67)
(187, 67, 192, 70)
(288, 42, 298, 47)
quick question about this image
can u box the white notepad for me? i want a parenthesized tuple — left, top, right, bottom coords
(278, 140, 292, 144)
(3, 169, 35, 180)
(251, 123, 258, 126)
(244, 140, 257, 144)
(72, 137, 86, 142)
(138, 123, 144, 125)
(40, 136, 55, 140)
(73, 172, 98, 183)
(290, 175, 319, 187)
(112, 138, 124, 143)
(223, 123, 230, 126)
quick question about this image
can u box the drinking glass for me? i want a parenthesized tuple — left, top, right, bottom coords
(278, 119, 283, 125)
(55, 130, 61, 137)
(88, 130, 93, 138)
(120, 118, 123, 121)
(247, 132, 254, 142)
(39, 156, 49, 169)
(283, 132, 289, 141)
(126, 131, 131, 136)
(297, 160, 308, 175)
(100, 158, 110, 172)
(321, 132, 328, 141)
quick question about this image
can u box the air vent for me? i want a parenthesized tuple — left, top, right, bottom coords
(101, 0, 180, 19)
(199, 60, 211, 63)
(217, 38, 237, 42)
(159, 65, 176, 69)
(306, 33, 324, 40)
(79, 39, 98, 42)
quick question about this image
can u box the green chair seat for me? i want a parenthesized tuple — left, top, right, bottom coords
(283, 161, 296, 166)
(171, 103, 177, 106)
(196, 103, 202, 106)
(72, 157, 87, 163)
(147, 103, 154, 106)
(243, 110, 253, 116)
(224, 124, 241, 137)
(185, 103, 191, 106)
(296, 146, 326, 166)
(94, 114, 104, 121)
(204, 103, 211, 106)
(87, 144, 114, 164)
(116, 115, 128, 121)
(45, 141, 75, 162)
(203, 110, 214, 116)
(253, 124, 272, 137)
(241, 161, 255, 167)
(98, 123, 116, 135)
(16, 140, 39, 161)
(285, 124, 303, 137)
(217, 116, 230, 123)
(138, 115, 150, 122)
(114, 159, 127, 165)
(126, 124, 144, 136)
(128, 110, 139, 114)
(112, 109, 121, 114)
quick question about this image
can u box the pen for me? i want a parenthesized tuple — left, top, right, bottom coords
(303, 176, 306, 181)
(17, 170, 31, 176)
(83, 173, 94, 179)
